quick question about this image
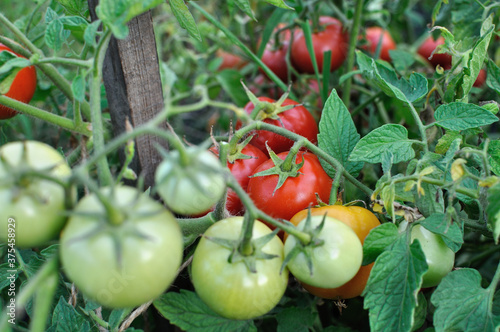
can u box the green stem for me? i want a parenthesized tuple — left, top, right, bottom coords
(239, 213, 256, 256)
(0, 95, 91, 136)
(213, 142, 230, 220)
(407, 101, 429, 152)
(29, 270, 58, 332)
(487, 260, 500, 302)
(281, 140, 305, 171)
(342, 0, 364, 108)
(34, 57, 93, 68)
(90, 29, 113, 186)
(329, 167, 343, 204)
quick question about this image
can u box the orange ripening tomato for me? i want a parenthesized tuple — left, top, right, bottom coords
(287, 205, 381, 299)
(0, 43, 37, 120)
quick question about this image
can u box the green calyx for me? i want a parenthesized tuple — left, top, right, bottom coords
(251, 144, 304, 194)
(242, 80, 295, 121)
(280, 210, 326, 275)
(226, 135, 257, 164)
(204, 229, 280, 274)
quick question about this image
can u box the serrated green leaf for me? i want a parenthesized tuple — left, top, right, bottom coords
(363, 236, 428, 332)
(55, 0, 89, 16)
(233, 0, 256, 20)
(264, 0, 294, 10)
(488, 140, 500, 176)
(50, 296, 91, 332)
(434, 102, 498, 131)
(419, 213, 463, 252)
(431, 268, 500, 332)
(487, 60, 500, 95)
(487, 183, 500, 243)
(356, 51, 428, 103)
(390, 49, 416, 72)
(318, 89, 363, 177)
(84, 20, 100, 47)
(46, 19, 69, 52)
(349, 124, 416, 164)
(413, 292, 428, 332)
(0, 263, 19, 292)
(215, 70, 247, 107)
(71, 74, 86, 102)
(435, 131, 462, 155)
(362, 223, 399, 265)
(154, 290, 257, 332)
(169, 0, 201, 42)
(276, 307, 316, 332)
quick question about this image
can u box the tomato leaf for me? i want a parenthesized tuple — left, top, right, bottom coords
(169, 0, 202, 42)
(318, 89, 363, 178)
(487, 183, 500, 244)
(434, 102, 498, 131)
(349, 124, 416, 164)
(233, 0, 256, 21)
(363, 235, 428, 332)
(362, 222, 399, 265)
(49, 296, 91, 332)
(71, 75, 86, 102)
(276, 307, 316, 332)
(419, 213, 463, 252)
(431, 269, 500, 331)
(488, 140, 500, 176)
(356, 51, 428, 103)
(154, 290, 257, 332)
(215, 70, 247, 107)
(487, 59, 500, 95)
(263, 0, 294, 10)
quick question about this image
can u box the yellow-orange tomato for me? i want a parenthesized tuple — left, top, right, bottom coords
(287, 205, 381, 299)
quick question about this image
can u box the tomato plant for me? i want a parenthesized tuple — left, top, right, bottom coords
(60, 186, 183, 308)
(361, 27, 396, 62)
(0, 43, 37, 120)
(290, 16, 348, 73)
(287, 205, 381, 299)
(240, 96, 318, 155)
(190, 217, 288, 320)
(247, 151, 332, 222)
(0, 141, 73, 248)
(284, 214, 363, 288)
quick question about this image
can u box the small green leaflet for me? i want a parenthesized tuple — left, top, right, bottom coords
(356, 51, 428, 104)
(487, 183, 500, 244)
(434, 102, 499, 131)
(487, 60, 500, 95)
(153, 290, 257, 332)
(233, 0, 256, 21)
(431, 269, 500, 332)
(363, 235, 428, 332)
(71, 75, 86, 102)
(276, 307, 317, 332)
(362, 223, 399, 265)
(349, 124, 416, 164)
(169, 0, 201, 42)
(488, 140, 500, 176)
(318, 89, 363, 177)
(0, 51, 29, 94)
(49, 296, 91, 332)
(263, 0, 294, 10)
(419, 213, 463, 252)
(435, 131, 461, 155)
(215, 70, 247, 107)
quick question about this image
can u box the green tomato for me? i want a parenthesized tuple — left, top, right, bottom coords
(284, 215, 363, 289)
(410, 224, 455, 288)
(191, 217, 288, 320)
(60, 186, 183, 308)
(0, 141, 73, 248)
(155, 148, 226, 215)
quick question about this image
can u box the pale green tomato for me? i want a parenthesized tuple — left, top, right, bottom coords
(191, 217, 288, 320)
(0, 141, 73, 248)
(60, 186, 183, 308)
(284, 215, 363, 288)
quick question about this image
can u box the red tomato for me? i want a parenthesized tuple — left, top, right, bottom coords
(260, 24, 292, 82)
(210, 144, 269, 215)
(417, 36, 452, 69)
(217, 49, 247, 70)
(291, 17, 348, 74)
(473, 69, 487, 87)
(239, 96, 318, 156)
(247, 151, 332, 222)
(361, 27, 396, 62)
(0, 43, 37, 120)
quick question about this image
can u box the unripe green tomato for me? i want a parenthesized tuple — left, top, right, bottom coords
(400, 222, 455, 288)
(0, 141, 74, 248)
(155, 148, 226, 215)
(284, 215, 363, 289)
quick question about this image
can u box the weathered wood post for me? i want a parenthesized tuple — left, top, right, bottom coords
(88, 0, 166, 188)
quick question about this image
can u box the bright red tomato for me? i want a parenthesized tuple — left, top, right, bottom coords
(210, 144, 269, 215)
(240, 96, 318, 155)
(417, 36, 452, 69)
(217, 49, 247, 70)
(246, 151, 332, 222)
(291, 16, 348, 74)
(361, 27, 396, 62)
(473, 69, 487, 87)
(0, 43, 37, 120)
(260, 24, 292, 82)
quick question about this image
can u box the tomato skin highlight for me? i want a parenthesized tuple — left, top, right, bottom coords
(362, 27, 396, 62)
(0, 44, 37, 119)
(417, 36, 452, 69)
(284, 215, 363, 288)
(247, 151, 332, 223)
(60, 186, 183, 309)
(287, 205, 381, 299)
(241, 97, 318, 156)
(0, 141, 73, 248)
(191, 217, 289, 320)
(291, 17, 348, 73)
